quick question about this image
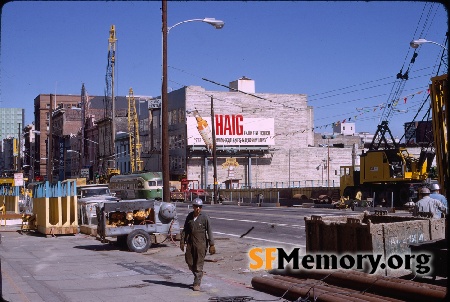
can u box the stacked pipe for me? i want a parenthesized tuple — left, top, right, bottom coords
(252, 276, 398, 302)
(252, 270, 447, 302)
(273, 275, 404, 302)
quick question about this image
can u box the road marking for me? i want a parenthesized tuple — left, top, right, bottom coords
(213, 231, 305, 247)
(210, 216, 304, 228)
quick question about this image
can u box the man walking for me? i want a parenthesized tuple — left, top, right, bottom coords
(414, 187, 447, 219)
(180, 198, 215, 291)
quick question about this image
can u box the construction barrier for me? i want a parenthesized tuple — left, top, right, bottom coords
(32, 181, 78, 235)
(304, 212, 446, 275)
(0, 186, 20, 213)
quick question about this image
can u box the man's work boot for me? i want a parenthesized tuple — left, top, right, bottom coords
(193, 285, 200, 291)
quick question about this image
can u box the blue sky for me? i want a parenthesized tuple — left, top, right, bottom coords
(0, 1, 448, 138)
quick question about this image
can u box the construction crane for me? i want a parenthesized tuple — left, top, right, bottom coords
(105, 25, 116, 123)
(127, 88, 142, 172)
(104, 25, 118, 171)
(98, 25, 120, 181)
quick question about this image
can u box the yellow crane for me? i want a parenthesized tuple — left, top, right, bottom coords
(127, 88, 142, 172)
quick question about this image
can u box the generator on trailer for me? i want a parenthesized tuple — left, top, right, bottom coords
(97, 199, 180, 253)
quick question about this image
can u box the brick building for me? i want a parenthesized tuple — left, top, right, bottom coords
(32, 92, 146, 181)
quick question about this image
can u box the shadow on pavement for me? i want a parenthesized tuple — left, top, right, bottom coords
(72, 243, 123, 251)
(143, 279, 192, 289)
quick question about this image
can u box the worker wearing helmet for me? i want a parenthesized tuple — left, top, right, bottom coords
(180, 198, 215, 291)
(413, 187, 447, 219)
(429, 183, 447, 217)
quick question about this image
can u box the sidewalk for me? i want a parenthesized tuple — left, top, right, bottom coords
(1, 223, 279, 302)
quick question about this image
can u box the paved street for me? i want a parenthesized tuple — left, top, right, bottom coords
(1, 218, 277, 302)
(1, 203, 347, 302)
(1, 204, 417, 301)
(176, 203, 355, 250)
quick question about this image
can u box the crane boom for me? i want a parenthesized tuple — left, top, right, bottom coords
(128, 88, 142, 172)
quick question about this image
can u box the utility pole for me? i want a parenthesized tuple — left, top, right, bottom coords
(327, 138, 330, 193)
(47, 94, 54, 183)
(162, 0, 170, 201)
(211, 96, 218, 204)
(18, 123, 21, 172)
(81, 84, 86, 170)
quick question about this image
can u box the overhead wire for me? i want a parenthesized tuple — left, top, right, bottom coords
(376, 1, 443, 141)
(169, 64, 436, 133)
(167, 2, 443, 137)
(169, 72, 432, 139)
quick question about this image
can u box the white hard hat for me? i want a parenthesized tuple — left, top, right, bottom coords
(193, 198, 203, 206)
(430, 183, 440, 191)
(420, 187, 431, 194)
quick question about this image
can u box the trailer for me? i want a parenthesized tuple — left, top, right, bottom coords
(97, 199, 180, 253)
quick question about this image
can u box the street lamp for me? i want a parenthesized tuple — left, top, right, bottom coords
(210, 96, 218, 204)
(167, 17, 224, 33)
(162, 0, 224, 201)
(410, 38, 448, 51)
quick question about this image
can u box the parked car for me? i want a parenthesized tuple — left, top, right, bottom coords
(77, 184, 113, 199)
(77, 185, 119, 226)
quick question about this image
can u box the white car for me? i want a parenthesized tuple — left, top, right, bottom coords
(77, 185, 119, 226)
(77, 185, 112, 199)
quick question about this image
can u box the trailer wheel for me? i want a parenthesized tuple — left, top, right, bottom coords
(127, 230, 151, 253)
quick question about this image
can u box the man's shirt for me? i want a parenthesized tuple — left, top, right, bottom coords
(414, 196, 447, 219)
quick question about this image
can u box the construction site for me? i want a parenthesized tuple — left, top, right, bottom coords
(1, 2, 449, 301)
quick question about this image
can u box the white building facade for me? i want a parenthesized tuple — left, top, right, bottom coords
(148, 78, 357, 189)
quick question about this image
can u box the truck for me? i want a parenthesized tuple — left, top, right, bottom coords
(169, 178, 210, 202)
(96, 199, 180, 253)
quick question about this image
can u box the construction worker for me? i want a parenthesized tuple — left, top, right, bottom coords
(429, 183, 447, 217)
(413, 187, 447, 219)
(180, 198, 215, 291)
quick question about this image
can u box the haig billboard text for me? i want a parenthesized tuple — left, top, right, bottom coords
(187, 114, 275, 147)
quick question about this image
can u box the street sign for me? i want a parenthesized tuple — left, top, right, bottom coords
(14, 173, 24, 186)
(80, 168, 90, 178)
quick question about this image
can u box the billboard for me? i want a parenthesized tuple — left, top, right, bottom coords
(187, 114, 275, 148)
(404, 121, 433, 144)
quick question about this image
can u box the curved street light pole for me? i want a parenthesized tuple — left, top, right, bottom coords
(410, 38, 448, 51)
(168, 18, 224, 33)
(162, 0, 224, 201)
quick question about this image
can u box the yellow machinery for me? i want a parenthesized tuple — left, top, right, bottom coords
(340, 146, 428, 207)
(340, 74, 447, 206)
(429, 74, 447, 197)
(98, 168, 120, 184)
(127, 88, 143, 172)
